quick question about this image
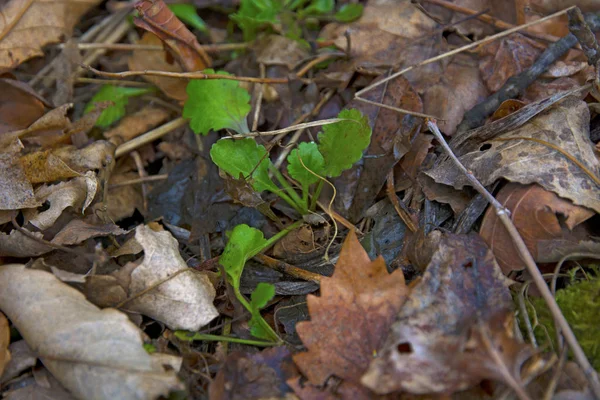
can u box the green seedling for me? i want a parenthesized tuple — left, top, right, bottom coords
(84, 85, 155, 128)
(217, 222, 303, 343)
(231, 0, 363, 41)
(168, 4, 208, 32)
(183, 69, 251, 135)
(210, 108, 372, 215)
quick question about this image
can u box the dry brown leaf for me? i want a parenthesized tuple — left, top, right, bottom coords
(479, 33, 546, 93)
(134, 0, 211, 72)
(0, 312, 9, 378)
(0, 340, 37, 385)
(361, 234, 533, 395)
(0, 140, 39, 210)
(0, 77, 49, 135)
(0, 0, 102, 69)
(209, 347, 299, 400)
(82, 275, 127, 308)
(479, 182, 595, 274)
(23, 172, 98, 231)
(293, 230, 408, 388)
(424, 96, 600, 213)
(0, 264, 184, 399)
(4, 367, 77, 400)
(51, 219, 127, 246)
(0, 229, 54, 257)
(103, 171, 144, 222)
(253, 35, 310, 70)
(125, 224, 218, 331)
(104, 106, 170, 143)
(422, 53, 489, 135)
(0, 104, 73, 149)
(19, 140, 115, 184)
(129, 33, 189, 102)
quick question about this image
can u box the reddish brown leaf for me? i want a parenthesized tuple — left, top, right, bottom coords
(0, 312, 9, 377)
(134, 0, 211, 72)
(479, 33, 546, 93)
(293, 230, 408, 387)
(361, 233, 527, 395)
(491, 99, 526, 121)
(210, 347, 298, 400)
(0, 77, 49, 136)
(479, 182, 594, 274)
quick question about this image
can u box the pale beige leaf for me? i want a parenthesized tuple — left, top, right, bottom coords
(126, 225, 219, 331)
(0, 340, 37, 385)
(0, 0, 102, 69)
(0, 229, 53, 257)
(0, 264, 184, 400)
(0, 140, 39, 210)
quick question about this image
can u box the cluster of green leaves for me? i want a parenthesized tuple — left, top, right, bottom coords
(210, 108, 371, 215)
(231, 0, 363, 41)
(526, 269, 600, 370)
(84, 85, 155, 128)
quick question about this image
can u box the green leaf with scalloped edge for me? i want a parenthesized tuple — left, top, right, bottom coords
(299, 0, 334, 17)
(317, 108, 372, 178)
(334, 3, 363, 22)
(219, 224, 267, 289)
(287, 141, 325, 186)
(168, 4, 207, 32)
(231, 0, 283, 41)
(183, 69, 251, 135)
(210, 138, 279, 193)
(249, 282, 276, 340)
(84, 85, 154, 128)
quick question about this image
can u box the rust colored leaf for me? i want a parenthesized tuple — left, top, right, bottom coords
(425, 96, 600, 213)
(491, 99, 526, 121)
(293, 230, 408, 387)
(129, 33, 189, 102)
(0, 77, 49, 136)
(0, 312, 9, 378)
(134, 0, 211, 72)
(0, 0, 102, 69)
(210, 347, 299, 400)
(479, 33, 546, 92)
(361, 234, 536, 395)
(479, 182, 594, 274)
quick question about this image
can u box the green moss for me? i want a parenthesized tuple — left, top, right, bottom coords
(528, 270, 600, 370)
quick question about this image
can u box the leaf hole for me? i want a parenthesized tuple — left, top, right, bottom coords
(479, 143, 492, 151)
(463, 261, 473, 269)
(396, 342, 412, 354)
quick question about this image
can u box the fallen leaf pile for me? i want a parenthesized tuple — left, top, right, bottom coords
(1, 0, 599, 399)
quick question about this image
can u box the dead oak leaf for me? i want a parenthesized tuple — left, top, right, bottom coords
(0, 0, 102, 70)
(293, 230, 408, 387)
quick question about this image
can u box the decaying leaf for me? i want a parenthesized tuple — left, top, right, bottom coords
(51, 219, 127, 246)
(0, 140, 39, 210)
(0, 264, 184, 399)
(253, 35, 310, 70)
(124, 225, 219, 331)
(0, 77, 49, 135)
(480, 183, 595, 274)
(0, 229, 54, 258)
(210, 347, 299, 400)
(0, 0, 103, 69)
(294, 230, 408, 387)
(0, 340, 37, 385)
(425, 96, 600, 213)
(134, 0, 211, 72)
(104, 106, 170, 142)
(361, 233, 534, 395)
(0, 312, 9, 378)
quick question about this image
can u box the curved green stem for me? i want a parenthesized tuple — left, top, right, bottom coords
(174, 331, 280, 347)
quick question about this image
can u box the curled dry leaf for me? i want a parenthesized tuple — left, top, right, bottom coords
(51, 219, 127, 246)
(0, 229, 54, 257)
(479, 182, 595, 274)
(0, 104, 72, 149)
(129, 33, 188, 102)
(0, 0, 103, 69)
(0, 312, 9, 378)
(0, 264, 183, 399)
(124, 225, 218, 331)
(134, 0, 211, 72)
(0, 340, 37, 385)
(0, 77, 49, 135)
(19, 140, 115, 185)
(361, 233, 531, 395)
(210, 347, 299, 400)
(293, 230, 408, 388)
(23, 172, 98, 231)
(425, 96, 600, 213)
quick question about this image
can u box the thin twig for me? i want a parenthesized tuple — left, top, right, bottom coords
(356, 6, 576, 99)
(59, 41, 248, 53)
(82, 64, 289, 84)
(229, 118, 343, 139)
(568, 7, 600, 66)
(253, 253, 322, 284)
(355, 96, 440, 119)
(115, 117, 188, 158)
(426, 120, 600, 398)
(109, 174, 169, 189)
